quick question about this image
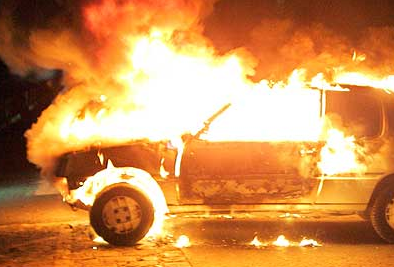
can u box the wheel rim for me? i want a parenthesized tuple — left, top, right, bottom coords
(102, 196, 142, 234)
(385, 196, 394, 229)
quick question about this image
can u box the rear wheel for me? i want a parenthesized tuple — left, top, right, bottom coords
(90, 183, 154, 246)
(370, 187, 394, 243)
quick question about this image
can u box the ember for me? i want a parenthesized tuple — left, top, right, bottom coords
(273, 235, 290, 247)
(249, 235, 322, 248)
(175, 235, 191, 248)
(250, 236, 264, 247)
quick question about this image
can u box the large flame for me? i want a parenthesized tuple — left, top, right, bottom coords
(59, 31, 250, 143)
(319, 129, 366, 175)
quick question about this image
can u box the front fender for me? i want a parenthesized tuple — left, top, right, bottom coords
(56, 142, 164, 190)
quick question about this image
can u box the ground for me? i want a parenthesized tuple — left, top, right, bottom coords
(0, 173, 394, 267)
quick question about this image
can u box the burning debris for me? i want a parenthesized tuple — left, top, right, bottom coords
(174, 235, 191, 248)
(249, 235, 321, 248)
(250, 236, 264, 247)
(272, 235, 290, 247)
(299, 238, 321, 247)
(279, 213, 302, 219)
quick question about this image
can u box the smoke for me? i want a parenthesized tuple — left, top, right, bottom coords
(248, 21, 394, 80)
(0, 0, 216, 84)
(204, 1, 394, 80)
(247, 19, 352, 80)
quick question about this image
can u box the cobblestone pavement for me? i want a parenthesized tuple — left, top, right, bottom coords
(0, 222, 191, 267)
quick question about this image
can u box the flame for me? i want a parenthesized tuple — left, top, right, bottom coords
(58, 31, 250, 144)
(97, 151, 104, 166)
(203, 81, 323, 142)
(250, 236, 264, 247)
(318, 129, 366, 175)
(279, 213, 302, 219)
(160, 158, 169, 178)
(174, 235, 191, 248)
(334, 72, 394, 92)
(249, 235, 321, 248)
(351, 51, 366, 63)
(299, 238, 321, 247)
(93, 236, 108, 245)
(272, 235, 290, 247)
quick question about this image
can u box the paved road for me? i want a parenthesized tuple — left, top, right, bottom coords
(0, 177, 393, 267)
(168, 217, 394, 267)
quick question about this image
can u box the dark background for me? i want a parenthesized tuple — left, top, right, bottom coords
(0, 60, 61, 175)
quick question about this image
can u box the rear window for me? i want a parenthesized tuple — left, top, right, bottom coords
(325, 91, 382, 138)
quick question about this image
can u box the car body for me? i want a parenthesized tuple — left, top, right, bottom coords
(55, 85, 394, 245)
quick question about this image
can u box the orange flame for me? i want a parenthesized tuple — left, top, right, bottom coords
(174, 235, 191, 248)
(250, 236, 264, 247)
(334, 72, 394, 93)
(273, 235, 290, 247)
(318, 129, 366, 175)
(249, 235, 321, 248)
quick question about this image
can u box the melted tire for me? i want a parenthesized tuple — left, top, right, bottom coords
(370, 188, 394, 243)
(90, 183, 154, 246)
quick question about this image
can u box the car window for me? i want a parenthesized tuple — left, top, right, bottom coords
(325, 91, 382, 138)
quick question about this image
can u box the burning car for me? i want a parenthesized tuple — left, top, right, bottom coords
(54, 85, 394, 246)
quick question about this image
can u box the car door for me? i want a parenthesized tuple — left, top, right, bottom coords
(314, 89, 386, 204)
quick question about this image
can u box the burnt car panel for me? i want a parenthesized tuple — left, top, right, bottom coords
(179, 140, 320, 204)
(315, 176, 379, 204)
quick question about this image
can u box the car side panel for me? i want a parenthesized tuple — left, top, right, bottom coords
(179, 140, 320, 204)
(314, 176, 380, 204)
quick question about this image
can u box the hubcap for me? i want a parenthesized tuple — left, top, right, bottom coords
(102, 196, 142, 234)
(385, 197, 394, 229)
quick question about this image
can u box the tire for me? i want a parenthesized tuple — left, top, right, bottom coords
(90, 183, 154, 246)
(370, 187, 394, 243)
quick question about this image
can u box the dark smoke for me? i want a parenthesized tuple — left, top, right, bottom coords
(204, 0, 394, 80)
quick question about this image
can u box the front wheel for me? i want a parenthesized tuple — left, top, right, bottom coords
(370, 187, 394, 243)
(90, 183, 154, 246)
